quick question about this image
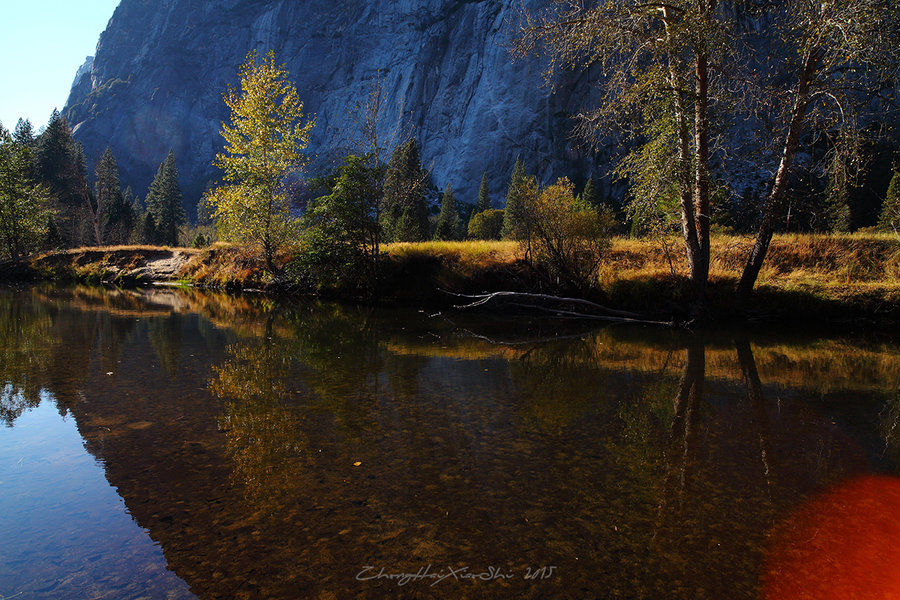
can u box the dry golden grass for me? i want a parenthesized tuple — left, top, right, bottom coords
(384, 240, 519, 265)
(47, 245, 202, 255)
(599, 232, 900, 293)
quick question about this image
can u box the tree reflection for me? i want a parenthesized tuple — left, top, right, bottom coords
(148, 315, 183, 378)
(0, 291, 54, 425)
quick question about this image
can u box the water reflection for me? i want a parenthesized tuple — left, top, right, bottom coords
(0, 285, 898, 599)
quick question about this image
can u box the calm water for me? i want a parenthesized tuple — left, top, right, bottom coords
(1, 285, 899, 599)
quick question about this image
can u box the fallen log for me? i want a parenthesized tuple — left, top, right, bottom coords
(440, 290, 678, 328)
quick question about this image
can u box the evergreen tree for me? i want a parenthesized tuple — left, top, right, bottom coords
(146, 150, 186, 246)
(95, 147, 135, 245)
(44, 216, 63, 250)
(474, 172, 491, 214)
(434, 184, 461, 240)
(501, 157, 536, 240)
(33, 111, 89, 246)
(879, 167, 900, 234)
(582, 175, 601, 212)
(140, 212, 159, 245)
(13, 119, 34, 147)
(380, 139, 429, 242)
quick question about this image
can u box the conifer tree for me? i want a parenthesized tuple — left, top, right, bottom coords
(474, 172, 491, 214)
(13, 119, 34, 148)
(146, 150, 186, 246)
(32, 111, 94, 246)
(381, 139, 429, 242)
(501, 157, 535, 241)
(95, 147, 135, 244)
(880, 167, 900, 234)
(434, 184, 461, 240)
(582, 175, 601, 212)
(140, 212, 159, 245)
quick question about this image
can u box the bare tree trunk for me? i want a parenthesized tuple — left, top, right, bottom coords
(692, 47, 711, 318)
(736, 49, 821, 305)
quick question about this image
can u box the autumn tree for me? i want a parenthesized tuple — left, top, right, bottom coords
(515, 0, 726, 315)
(524, 177, 611, 291)
(205, 51, 315, 271)
(146, 150, 186, 246)
(736, 0, 900, 302)
(516, 0, 900, 314)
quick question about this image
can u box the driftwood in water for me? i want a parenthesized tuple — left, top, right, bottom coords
(442, 290, 676, 327)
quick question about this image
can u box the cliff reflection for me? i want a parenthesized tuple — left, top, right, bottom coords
(2, 285, 899, 599)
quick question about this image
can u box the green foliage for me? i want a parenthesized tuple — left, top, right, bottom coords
(0, 124, 50, 259)
(205, 50, 315, 271)
(475, 171, 491, 214)
(433, 184, 461, 241)
(523, 177, 611, 291)
(825, 172, 852, 233)
(467, 208, 505, 240)
(293, 154, 381, 292)
(140, 212, 159, 245)
(192, 232, 208, 248)
(33, 110, 88, 246)
(95, 147, 134, 245)
(44, 216, 63, 251)
(501, 157, 536, 240)
(146, 150, 186, 246)
(880, 168, 900, 234)
(582, 175, 601, 211)
(380, 139, 429, 242)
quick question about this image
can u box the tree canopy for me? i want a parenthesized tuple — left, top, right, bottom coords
(146, 150, 186, 246)
(205, 50, 315, 271)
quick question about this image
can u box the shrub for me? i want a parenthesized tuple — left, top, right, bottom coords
(467, 209, 504, 240)
(524, 177, 612, 290)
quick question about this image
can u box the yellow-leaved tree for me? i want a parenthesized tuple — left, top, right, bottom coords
(205, 50, 315, 273)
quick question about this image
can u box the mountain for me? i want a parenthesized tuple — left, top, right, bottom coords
(64, 0, 607, 215)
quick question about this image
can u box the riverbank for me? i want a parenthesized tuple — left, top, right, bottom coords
(5, 234, 900, 328)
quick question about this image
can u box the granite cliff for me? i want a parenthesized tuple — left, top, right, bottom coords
(64, 0, 607, 215)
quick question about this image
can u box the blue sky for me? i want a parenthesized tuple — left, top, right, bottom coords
(0, 0, 121, 131)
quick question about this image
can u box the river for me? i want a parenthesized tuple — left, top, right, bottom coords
(1, 285, 898, 599)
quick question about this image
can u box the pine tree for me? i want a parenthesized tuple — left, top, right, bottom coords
(95, 147, 132, 245)
(380, 139, 429, 242)
(474, 172, 491, 214)
(582, 175, 601, 211)
(33, 111, 89, 246)
(141, 212, 159, 245)
(824, 152, 852, 233)
(44, 216, 63, 250)
(501, 157, 535, 240)
(13, 119, 34, 147)
(146, 150, 186, 246)
(434, 185, 461, 240)
(879, 167, 900, 234)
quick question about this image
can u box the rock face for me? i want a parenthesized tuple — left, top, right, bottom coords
(64, 0, 607, 214)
